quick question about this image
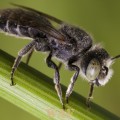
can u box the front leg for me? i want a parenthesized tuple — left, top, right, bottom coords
(46, 52, 64, 109)
(86, 83, 94, 108)
(65, 61, 80, 103)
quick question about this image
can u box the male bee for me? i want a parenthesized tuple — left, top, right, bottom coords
(0, 4, 120, 109)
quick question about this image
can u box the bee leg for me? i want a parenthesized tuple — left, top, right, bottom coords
(86, 83, 94, 108)
(65, 62, 80, 103)
(11, 40, 36, 86)
(26, 48, 34, 65)
(46, 52, 64, 109)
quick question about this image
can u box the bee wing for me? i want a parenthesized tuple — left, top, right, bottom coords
(10, 3, 65, 42)
(37, 24, 65, 42)
(11, 3, 64, 24)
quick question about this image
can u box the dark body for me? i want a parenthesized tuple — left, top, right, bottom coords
(0, 8, 92, 61)
(0, 5, 113, 108)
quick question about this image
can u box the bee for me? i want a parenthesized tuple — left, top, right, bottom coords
(0, 4, 120, 109)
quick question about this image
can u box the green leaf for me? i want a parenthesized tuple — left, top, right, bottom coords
(0, 49, 119, 120)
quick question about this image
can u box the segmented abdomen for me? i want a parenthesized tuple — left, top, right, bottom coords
(0, 21, 31, 38)
(0, 9, 30, 37)
(0, 8, 49, 38)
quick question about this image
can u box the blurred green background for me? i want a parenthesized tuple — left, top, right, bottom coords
(0, 0, 120, 119)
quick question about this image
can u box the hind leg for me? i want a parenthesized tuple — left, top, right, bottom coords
(11, 40, 36, 85)
(26, 48, 34, 65)
(46, 52, 64, 109)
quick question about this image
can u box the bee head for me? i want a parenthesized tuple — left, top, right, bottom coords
(80, 46, 114, 86)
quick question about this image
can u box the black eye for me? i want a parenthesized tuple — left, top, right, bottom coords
(102, 66, 108, 75)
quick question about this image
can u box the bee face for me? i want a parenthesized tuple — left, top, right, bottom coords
(79, 46, 114, 86)
(97, 59, 113, 86)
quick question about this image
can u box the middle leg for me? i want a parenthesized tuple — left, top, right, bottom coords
(46, 52, 64, 108)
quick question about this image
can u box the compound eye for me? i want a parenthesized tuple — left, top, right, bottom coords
(86, 59, 101, 81)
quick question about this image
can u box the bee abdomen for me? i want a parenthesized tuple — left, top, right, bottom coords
(0, 18, 45, 39)
(0, 17, 31, 37)
(0, 10, 30, 37)
(0, 17, 6, 31)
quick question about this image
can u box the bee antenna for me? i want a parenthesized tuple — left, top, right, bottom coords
(111, 54, 120, 60)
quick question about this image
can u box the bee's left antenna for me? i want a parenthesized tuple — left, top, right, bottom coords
(111, 54, 120, 60)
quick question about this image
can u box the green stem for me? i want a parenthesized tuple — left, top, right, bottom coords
(0, 49, 119, 120)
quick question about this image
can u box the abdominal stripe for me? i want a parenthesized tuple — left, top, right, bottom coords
(2, 19, 30, 37)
